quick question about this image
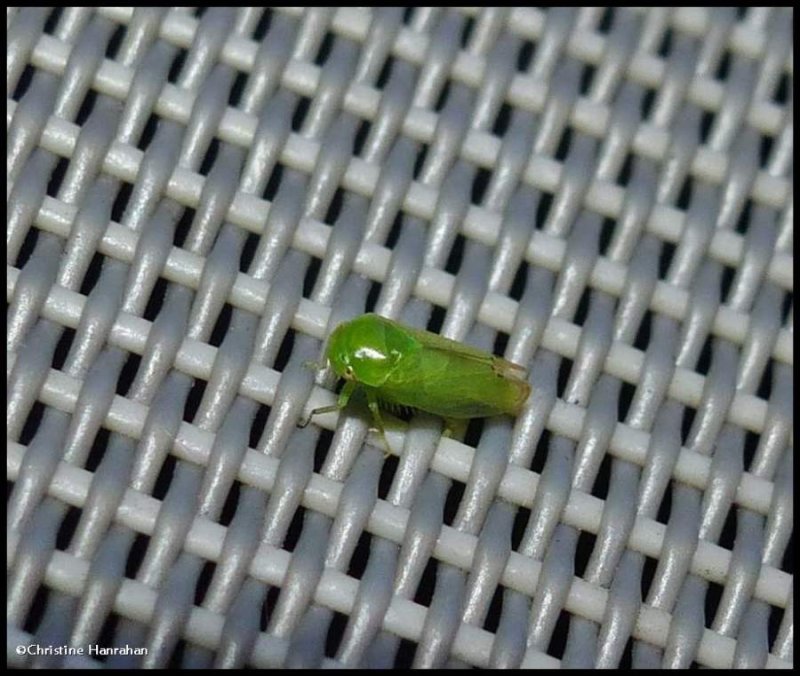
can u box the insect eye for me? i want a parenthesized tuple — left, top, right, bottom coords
(345, 366, 354, 378)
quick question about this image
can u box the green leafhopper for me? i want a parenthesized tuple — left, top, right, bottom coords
(301, 313, 530, 451)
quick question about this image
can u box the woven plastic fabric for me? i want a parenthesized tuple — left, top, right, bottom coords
(7, 7, 793, 669)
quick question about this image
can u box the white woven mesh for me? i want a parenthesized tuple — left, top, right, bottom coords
(7, 7, 793, 669)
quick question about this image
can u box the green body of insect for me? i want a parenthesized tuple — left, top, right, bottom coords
(302, 313, 530, 450)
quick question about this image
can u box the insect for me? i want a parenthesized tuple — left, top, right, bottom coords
(300, 313, 530, 453)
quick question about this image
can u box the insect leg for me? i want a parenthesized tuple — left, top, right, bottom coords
(365, 390, 392, 457)
(298, 380, 357, 428)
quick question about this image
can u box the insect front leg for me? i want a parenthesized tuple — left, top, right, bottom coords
(299, 380, 357, 428)
(365, 390, 392, 457)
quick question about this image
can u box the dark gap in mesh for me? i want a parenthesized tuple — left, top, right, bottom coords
(314, 30, 335, 67)
(680, 406, 696, 446)
(699, 109, 714, 145)
(654, 483, 673, 527)
(325, 611, 348, 658)
(11, 63, 34, 101)
(74, 88, 98, 128)
(51, 326, 75, 372)
(291, 97, 311, 132)
(126, 532, 150, 579)
(14, 225, 39, 269)
(84, 427, 111, 473)
(442, 478, 465, 528)
(598, 217, 615, 256)
(530, 427, 552, 475)
(640, 87, 655, 120)
(460, 15, 475, 48)
(640, 551, 658, 598)
(378, 452, 399, 500)
(365, 279, 381, 313)
(713, 48, 732, 82)
(546, 609, 570, 659)
(773, 70, 789, 105)
(492, 329, 509, 360)
(229, 70, 247, 107)
(55, 505, 81, 551)
(742, 430, 759, 473)
(42, 6, 63, 34)
(116, 350, 139, 396)
(464, 416, 485, 451)
(704, 577, 724, 627)
(591, 451, 612, 501)
(768, 602, 786, 652)
(433, 78, 452, 113)
(717, 501, 737, 551)
(208, 301, 234, 348)
(396, 638, 416, 668)
(111, 182, 133, 224)
(97, 612, 120, 656)
(443, 233, 466, 275)
(283, 504, 306, 553)
(353, 118, 371, 158)
(195, 7, 208, 18)
(574, 528, 595, 578)
(151, 452, 177, 501)
(137, 113, 159, 152)
(556, 355, 572, 401)
(695, 335, 712, 377)
(535, 189, 553, 228)
(656, 26, 673, 58)
(253, 8, 273, 41)
(598, 6, 614, 32)
(755, 358, 773, 401)
(239, 231, 260, 274)
(385, 211, 404, 250)
(553, 125, 573, 162)
(657, 240, 675, 281)
(22, 585, 49, 634)
(218, 478, 242, 528)
(167, 47, 188, 85)
(324, 187, 345, 227)
(618, 380, 636, 423)
(198, 137, 221, 177)
(194, 558, 216, 605)
(633, 309, 653, 352)
(573, 287, 590, 328)
(426, 304, 446, 335)
(733, 198, 753, 236)
(412, 143, 428, 180)
(77, 250, 104, 297)
(167, 639, 186, 669)
(758, 132, 774, 168)
(46, 156, 69, 198)
(263, 162, 284, 202)
(412, 556, 438, 607)
(314, 428, 334, 473)
(617, 150, 634, 188)
(516, 40, 534, 73)
(492, 101, 512, 137)
(508, 260, 528, 302)
(183, 376, 206, 424)
(471, 167, 491, 205)
(401, 7, 415, 24)
(511, 504, 532, 552)
(482, 583, 504, 633)
(273, 328, 296, 373)
(780, 290, 792, 325)
(346, 529, 372, 581)
(579, 61, 596, 96)
(376, 53, 395, 90)
(302, 255, 322, 299)
(263, 585, 281, 629)
(172, 203, 194, 250)
(249, 402, 272, 449)
(141, 276, 168, 322)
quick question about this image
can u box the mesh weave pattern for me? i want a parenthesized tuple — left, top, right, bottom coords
(7, 7, 793, 669)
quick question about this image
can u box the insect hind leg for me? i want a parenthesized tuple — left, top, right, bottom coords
(365, 390, 393, 457)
